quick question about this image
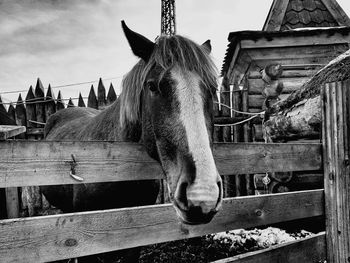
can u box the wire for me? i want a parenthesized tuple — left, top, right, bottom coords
(214, 114, 260, 127)
(0, 76, 123, 96)
(215, 101, 265, 115)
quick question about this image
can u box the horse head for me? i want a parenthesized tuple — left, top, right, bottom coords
(120, 21, 223, 225)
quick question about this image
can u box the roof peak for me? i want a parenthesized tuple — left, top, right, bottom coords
(263, 0, 350, 31)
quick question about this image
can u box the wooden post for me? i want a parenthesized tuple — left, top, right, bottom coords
(243, 78, 254, 195)
(34, 78, 46, 138)
(88, 85, 98, 109)
(78, 93, 86, 107)
(67, 98, 75, 108)
(97, 78, 106, 109)
(15, 94, 26, 139)
(322, 79, 350, 263)
(220, 76, 234, 197)
(56, 91, 65, 111)
(45, 85, 56, 121)
(107, 83, 117, 105)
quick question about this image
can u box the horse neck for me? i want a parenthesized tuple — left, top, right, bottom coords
(91, 98, 141, 142)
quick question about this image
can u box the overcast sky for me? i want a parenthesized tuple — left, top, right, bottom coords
(1, 0, 350, 104)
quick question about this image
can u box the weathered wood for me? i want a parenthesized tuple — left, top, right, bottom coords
(263, 51, 350, 141)
(15, 94, 26, 139)
(5, 188, 19, 219)
(0, 141, 322, 187)
(246, 44, 347, 62)
(97, 78, 106, 109)
(0, 190, 324, 262)
(7, 104, 15, 122)
(107, 83, 117, 105)
(249, 69, 317, 79)
(249, 94, 289, 108)
(0, 97, 15, 125)
(240, 32, 350, 49)
(34, 78, 46, 127)
(264, 96, 321, 141)
(88, 85, 98, 109)
(67, 98, 74, 108)
(56, 91, 65, 111)
(0, 125, 26, 140)
(212, 232, 326, 263)
(78, 93, 86, 107)
(45, 85, 56, 121)
(243, 80, 253, 196)
(262, 0, 289, 31)
(322, 80, 350, 263)
(248, 78, 309, 95)
(25, 86, 36, 130)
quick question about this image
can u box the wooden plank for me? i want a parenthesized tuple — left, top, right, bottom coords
(15, 94, 26, 139)
(107, 83, 117, 105)
(97, 78, 106, 109)
(240, 33, 350, 49)
(322, 80, 350, 262)
(0, 141, 322, 187)
(56, 91, 65, 111)
(7, 103, 15, 122)
(0, 125, 26, 140)
(78, 93, 86, 107)
(0, 190, 324, 262)
(248, 78, 309, 95)
(249, 69, 316, 79)
(45, 85, 56, 121)
(246, 44, 347, 61)
(262, 0, 289, 31)
(212, 232, 326, 263)
(88, 85, 98, 109)
(5, 188, 19, 218)
(67, 98, 74, 108)
(0, 97, 15, 125)
(249, 94, 290, 108)
(34, 78, 46, 128)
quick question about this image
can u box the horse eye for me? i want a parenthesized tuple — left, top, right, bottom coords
(147, 81, 158, 93)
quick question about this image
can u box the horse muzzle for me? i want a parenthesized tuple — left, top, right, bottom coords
(173, 175, 223, 225)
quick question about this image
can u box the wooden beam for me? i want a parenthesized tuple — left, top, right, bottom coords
(0, 190, 324, 262)
(212, 232, 326, 263)
(0, 141, 322, 187)
(248, 78, 309, 95)
(246, 44, 347, 61)
(321, 0, 350, 26)
(263, 0, 289, 31)
(322, 80, 350, 262)
(0, 125, 26, 140)
(240, 33, 350, 49)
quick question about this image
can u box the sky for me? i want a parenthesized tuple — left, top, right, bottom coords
(1, 0, 350, 105)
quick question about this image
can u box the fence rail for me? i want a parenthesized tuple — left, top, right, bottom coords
(0, 189, 323, 262)
(0, 141, 322, 187)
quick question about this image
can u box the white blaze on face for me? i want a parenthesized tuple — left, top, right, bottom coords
(172, 67, 218, 197)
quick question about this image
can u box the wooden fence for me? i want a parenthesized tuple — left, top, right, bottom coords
(0, 79, 349, 262)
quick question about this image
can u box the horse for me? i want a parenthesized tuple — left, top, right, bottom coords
(41, 21, 223, 262)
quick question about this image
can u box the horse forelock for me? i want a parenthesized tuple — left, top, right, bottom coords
(119, 35, 218, 132)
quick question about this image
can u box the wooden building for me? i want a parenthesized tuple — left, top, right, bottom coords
(220, 0, 350, 194)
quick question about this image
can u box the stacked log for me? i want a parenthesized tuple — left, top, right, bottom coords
(264, 50, 350, 141)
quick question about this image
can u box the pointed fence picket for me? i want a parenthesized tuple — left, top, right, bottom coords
(0, 78, 118, 219)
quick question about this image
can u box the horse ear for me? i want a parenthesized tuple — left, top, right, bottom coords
(121, 20, 155, 62)
(202, 40, 212, 53)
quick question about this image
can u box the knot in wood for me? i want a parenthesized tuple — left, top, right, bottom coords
(255, 209, 263, 217)
(65, 238, 78, 247)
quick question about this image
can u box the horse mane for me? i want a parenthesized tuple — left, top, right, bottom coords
(119, 34, 218, 130)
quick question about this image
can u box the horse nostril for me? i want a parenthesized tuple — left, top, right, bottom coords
(175, 182, 188, 210)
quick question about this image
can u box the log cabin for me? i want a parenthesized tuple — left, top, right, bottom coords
(220, 0, 350, 194)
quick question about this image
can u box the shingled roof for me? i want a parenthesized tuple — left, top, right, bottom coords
(263, 0, 350, 31)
